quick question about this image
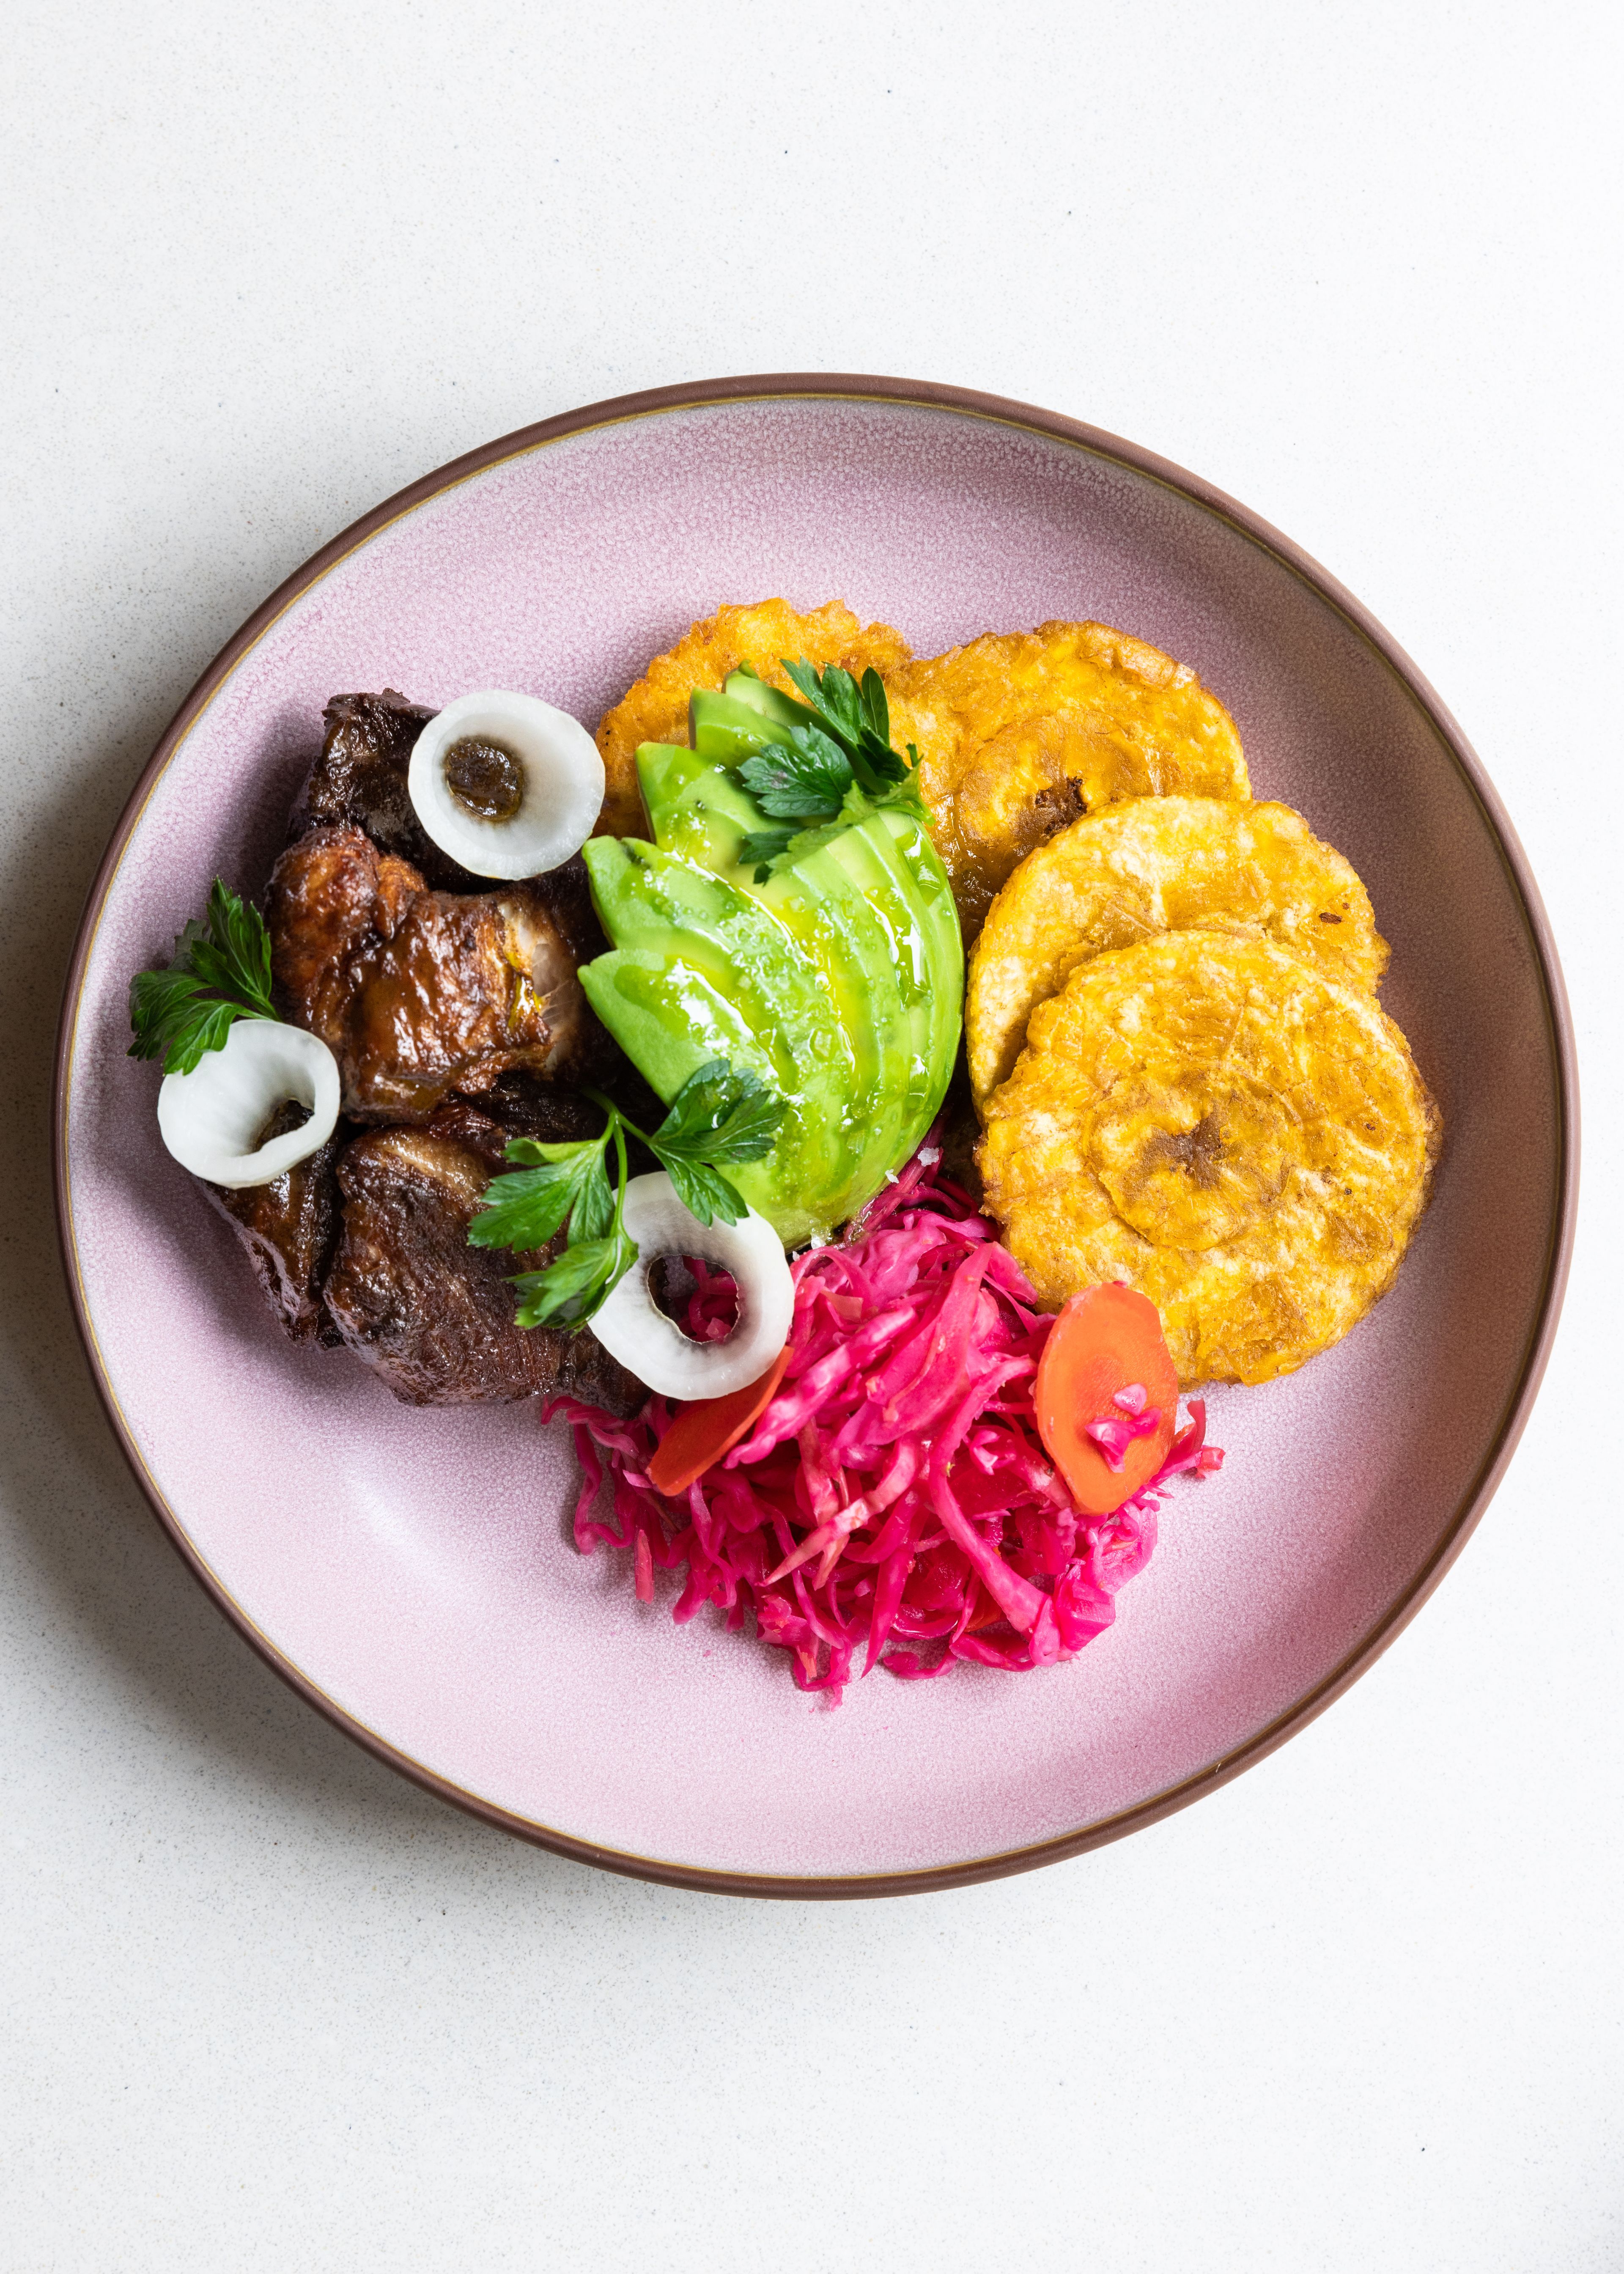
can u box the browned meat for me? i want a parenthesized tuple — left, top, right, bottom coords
(322, 1104, 644, 1412)
(292, 689, 471, 888)
(291, 696, 613, 936)
(267, 824, 596, 1120)
(202, 1112, 345, 1346)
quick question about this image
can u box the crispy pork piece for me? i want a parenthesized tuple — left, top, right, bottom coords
(593, 599, 915, 838)
(291, 688, 445, 870)
(202, 1110, 345, 1346)
(322, 1104, 644, 1412)
(267, 824, 598, 1120)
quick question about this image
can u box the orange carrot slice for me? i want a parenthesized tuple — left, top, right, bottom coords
(1034, 1285, 1178, 1515)
(646, 1347, 793, 1497)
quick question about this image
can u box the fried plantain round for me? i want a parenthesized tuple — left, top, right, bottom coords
(966, 796, 1388, 1109)
(979, 933, 1439, 1384)
(890, 621, 1250, 938)
(593, 599, 914, 838)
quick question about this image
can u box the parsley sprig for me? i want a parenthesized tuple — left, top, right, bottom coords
(129, 879, 278, 1075)
(467, 1058, 787, 1330)
(735, 659, 925, 879)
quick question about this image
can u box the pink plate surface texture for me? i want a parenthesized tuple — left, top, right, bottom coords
(58, 381, 1573, 1893)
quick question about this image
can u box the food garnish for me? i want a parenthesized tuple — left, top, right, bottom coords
(588, 1172, 795, 1399)
(130, 879, 343, 1188)
(645, 1347, 793, 1498)
(155, 1014, 341, 1189)
(129, 879, 279, 1074)
(731, 659, 924, 877)
(979, 932, 1439, 1384)
(406, 690, 604, 881)
(467, 1056, 786, 1331)
(549, 1138, 1222, 1698)
(593, 599, 914, 840)
(1034, 1284, 1179, 1514)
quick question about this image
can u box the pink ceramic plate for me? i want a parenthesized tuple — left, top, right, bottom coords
(54, 376, 1577, 1897)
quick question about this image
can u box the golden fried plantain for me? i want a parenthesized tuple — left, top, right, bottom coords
(891, 621, 1250, 937)
(979, 933, 1438, 1384)
(966, 797, 1388, 1109)
(593, 598, 914, 838)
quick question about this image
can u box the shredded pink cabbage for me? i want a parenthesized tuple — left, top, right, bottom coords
(546, 1136, 1223, 1700)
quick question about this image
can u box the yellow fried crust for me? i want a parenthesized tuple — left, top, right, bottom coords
(890, 621, 1250, 938)
(978, 933, 1439, 1384)
(966, 797, 1388, 1109)
(593, 599, 914, 838)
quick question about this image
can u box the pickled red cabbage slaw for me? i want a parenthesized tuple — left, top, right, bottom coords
(547, 1138, 1223, 1699)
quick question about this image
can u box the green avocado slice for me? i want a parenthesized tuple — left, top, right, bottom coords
(634, 746, 905, 1214)
(687, 689, 781, 767)
(579, 836, 857, 1246)
(848, 810, 963, 1162)
(576, 950, 812, 1239)
(632, 739, 963, 1219)
(719, 670, 820, 736)
(635, 742, 760, 874)
(598, 707, 965, 1241)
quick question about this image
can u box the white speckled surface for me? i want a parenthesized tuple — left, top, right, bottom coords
(5, 1, 1619, 2266)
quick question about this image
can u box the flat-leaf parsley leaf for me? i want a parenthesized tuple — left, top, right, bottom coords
(467, 1058, 787, 1331)
(129, 880, 279, 1075)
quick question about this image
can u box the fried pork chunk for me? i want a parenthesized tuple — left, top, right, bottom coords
(966, 797, 1388, 1108)
(594, 598, 915, 838)
(294, 687, 530, 892)
(267, 824, 597, 1120)
(323, 1103, 644, 1412)
(202, 1112, 344, 1346)
(979, 933, 1439, 1385)
(889, 621, 1250, 937)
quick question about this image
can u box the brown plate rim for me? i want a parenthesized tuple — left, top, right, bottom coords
(51, 371, 1581, 1899)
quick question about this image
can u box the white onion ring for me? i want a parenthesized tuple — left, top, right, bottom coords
(407, 691, 605, 880)
(156, 1019, 340, 1189)
(590, 1173, 793, 1399)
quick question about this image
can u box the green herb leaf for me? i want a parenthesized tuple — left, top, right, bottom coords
(469, 1058, 786, 1332)
(651, 1058, 787, 1166)
(738, 827, 798, 880)
(658, 1154, 749, 1229)
(466, 1134, 614, 1254)
(859, 667, 891, 748)
(779, 656, 918, 796)
(509, 1225, 639, 1329)
(128, 880, 279, 1074)
(738, 727, 852, 819)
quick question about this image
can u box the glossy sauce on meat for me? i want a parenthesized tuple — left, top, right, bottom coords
(267, 824, 593, 1119)
(203, 1119, 344, 1346)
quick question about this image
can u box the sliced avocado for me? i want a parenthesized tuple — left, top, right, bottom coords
(807, 821, 935, 1185)
(752, 841, 899, 1210)
(636, 742, 760, 873)
(720, 670, 820, 736)
(630, 745, 963, 1219)
(578, 948, 771, 1100)
(637, 746, 919, 1214)
(579, 836, 857, 1245)
(576, 950, 809, 1237)
(865, 808, 963, 1151)
(687, 690, 780, 768)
